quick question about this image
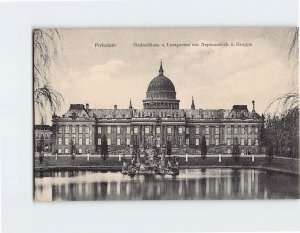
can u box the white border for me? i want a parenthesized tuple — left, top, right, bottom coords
(0, 1, 299, 232)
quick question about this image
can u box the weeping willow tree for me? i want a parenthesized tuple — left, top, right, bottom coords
(265, 28, 299, 113)
(33, 29, 64, 121)
(263, 28, 299, 158)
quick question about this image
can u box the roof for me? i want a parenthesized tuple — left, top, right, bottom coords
(56, 106, 262, 120)
(88, 109, 132, 118)
(34, 125, 52, 130)
(85, 108, 235, 119)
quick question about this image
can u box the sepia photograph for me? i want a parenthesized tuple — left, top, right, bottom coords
(33, 27, 299, 201)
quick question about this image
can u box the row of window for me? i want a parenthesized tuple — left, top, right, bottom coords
(97, 138, 131, 146)
(188, 138, 258, 146)
(58, 137, 91, 145)
(227, 126, 258, 135)
(58, 126, 90, 134)
(57, 136, 258, 146)
(99, 125, 254, 135)
(57, 125, 259, 135)
(35, 133, 51, 139)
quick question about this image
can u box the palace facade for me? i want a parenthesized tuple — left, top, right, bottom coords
(52, 62, 264, 155)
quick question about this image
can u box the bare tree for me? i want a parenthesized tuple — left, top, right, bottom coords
(33, 29, 63, 121)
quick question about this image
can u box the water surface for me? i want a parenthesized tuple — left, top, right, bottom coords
(34, 168, 299, 201)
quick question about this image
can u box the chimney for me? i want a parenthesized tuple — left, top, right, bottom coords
(252, 100, 255, 112)
(86, 103, 89, 110)
(114, 105, 117, 110)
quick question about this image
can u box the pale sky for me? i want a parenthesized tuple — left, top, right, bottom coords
(38, 27, 298, 124)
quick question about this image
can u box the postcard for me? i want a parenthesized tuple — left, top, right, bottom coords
(33, 28, 299, 201)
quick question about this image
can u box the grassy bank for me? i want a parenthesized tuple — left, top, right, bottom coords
(34, 155, 300, 175)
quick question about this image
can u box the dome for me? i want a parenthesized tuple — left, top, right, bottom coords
(147, 75, 176, 93)
(143, 61, 180, 110)
(146, 61, 176, 100)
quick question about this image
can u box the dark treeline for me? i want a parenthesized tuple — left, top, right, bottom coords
(263, 107, 299, 158)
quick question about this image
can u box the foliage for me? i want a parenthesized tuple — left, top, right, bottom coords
(71, 138, 76, 159)
(101, 134, 109, 160)
(232, 137, 241, 162)
(263, 28, 299, 158)
(38, 135, 44, 153)
(33, 29, 64, 120)
(166, 139, 172, 156)
(263, 108, 299, 158)
(201, 136, 207, 160)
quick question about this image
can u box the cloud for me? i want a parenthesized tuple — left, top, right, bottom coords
(86, 60, 128, 79)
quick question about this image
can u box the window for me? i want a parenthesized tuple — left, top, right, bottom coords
(58, 137, 62, 145)
(117, 126, 120, 134)
(227, 138, 231, 146)
(134, 126, 138, 134)
(196, 138, 200, 145)
(117, 138, 121, 145)
(107, 126, 111, 134)
(178, 127, 183, 134)
(98, 127, 101, 133)
(65, 126, 69, 134)
(206, 138, 209, 145)
(126, 126, 130, 134)
(79, 138, 82, 145)
(227, 127, 231, 135)
(98, 138, 101, 145)
(86, 138, 90, 145)
(255, 127, 258, 134)
(58, 148, 62, 154)
(126, 138, 130, 145)
(248, 138, 252, 145)
(78, 148, 82, 154)
(241, 138, 245, 145)
(86, 126, 90, 134)
(65, 148, 69, 154)
(72, 126, 76, 134)
(156, 127, 160, 134)
(65, 137, 69, 145)
(167, 127, 172, 134)
(107, 138, 111, 145)
(241, 127, 245, 135)
(72, 137, 76, 145)
(248, 126, 251, 134)
(145, 126, 149, 134)
(79, 126, 82, 134)
(255, 139, 258, 145)
(186, 127, 189, 134)
(215, 138, 219, 146)
(195, 127, 200, 135)
(234, 127, 238, 135)
(215, 127, 219, 135)
(186, 138, 190, 145)
(58, 127, 62, 134)
(205, 126, 209, 135)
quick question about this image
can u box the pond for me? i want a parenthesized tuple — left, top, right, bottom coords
(34, 168, 299, 201)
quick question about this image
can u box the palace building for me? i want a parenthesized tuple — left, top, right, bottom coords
(51, 61, 264, 155)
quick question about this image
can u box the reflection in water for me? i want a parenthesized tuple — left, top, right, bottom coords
(35, 169, 299, 201)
